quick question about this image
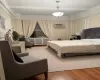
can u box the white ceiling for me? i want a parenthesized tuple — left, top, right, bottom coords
(4, 0, 100, 16)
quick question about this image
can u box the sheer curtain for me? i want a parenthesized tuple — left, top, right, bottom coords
(38, 20, 52, 39)
(22, 20, 37, 37)
(13, 19, 23, 35)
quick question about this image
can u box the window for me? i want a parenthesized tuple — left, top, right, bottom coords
(31, 22, 47, 38)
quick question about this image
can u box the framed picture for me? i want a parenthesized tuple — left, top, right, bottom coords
(0, 15, 5, 29)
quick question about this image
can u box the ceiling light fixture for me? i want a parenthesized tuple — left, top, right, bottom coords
(52, 1, 64, 17)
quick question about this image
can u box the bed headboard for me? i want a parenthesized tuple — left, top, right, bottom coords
(81, 27, 100, 39)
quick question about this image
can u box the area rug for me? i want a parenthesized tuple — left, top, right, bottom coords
(26, 46, 100, 72)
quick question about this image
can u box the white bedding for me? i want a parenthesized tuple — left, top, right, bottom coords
(47, 39, 100, 57)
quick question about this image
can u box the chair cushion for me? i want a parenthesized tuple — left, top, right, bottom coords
(12, 50, 24, 63)
(21, 56, 40, 63)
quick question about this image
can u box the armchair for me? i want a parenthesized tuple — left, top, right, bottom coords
(0, 41, 48, 80)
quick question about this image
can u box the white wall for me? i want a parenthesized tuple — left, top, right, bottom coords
(51, 21, 68, 40)
(13, 19, 70, 40)
(14, 14, 87, 40)
(0, 1, 13, 38)
(70, 4, 100, 30)
(13, 14, 72, 40)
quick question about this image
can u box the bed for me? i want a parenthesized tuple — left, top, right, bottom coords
(47, 27, 100, 58)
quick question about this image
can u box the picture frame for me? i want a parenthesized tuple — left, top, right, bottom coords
(0, 15, 5, 29)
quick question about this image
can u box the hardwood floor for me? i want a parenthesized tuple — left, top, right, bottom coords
(27, 67, 100, 80)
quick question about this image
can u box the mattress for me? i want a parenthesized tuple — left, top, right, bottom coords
(47, 39, 100, 57)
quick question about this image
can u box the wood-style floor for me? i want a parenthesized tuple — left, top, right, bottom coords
(27, 67, 100, 80)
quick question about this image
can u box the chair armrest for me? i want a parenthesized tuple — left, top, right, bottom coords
(15, 59, 48, 78)
(17, 52, 29, 57)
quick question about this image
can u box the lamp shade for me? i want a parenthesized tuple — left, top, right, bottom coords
(52, 12, 64, 17)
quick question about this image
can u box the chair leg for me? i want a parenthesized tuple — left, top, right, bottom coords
(44, 72, 48, 80)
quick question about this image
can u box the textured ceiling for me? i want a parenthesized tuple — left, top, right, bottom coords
(5, 0, 100, 16)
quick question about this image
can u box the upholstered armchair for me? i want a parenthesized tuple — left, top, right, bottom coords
(0, 41, 48, 80)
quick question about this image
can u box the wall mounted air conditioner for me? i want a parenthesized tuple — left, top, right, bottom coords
(54, 24, 65, 29)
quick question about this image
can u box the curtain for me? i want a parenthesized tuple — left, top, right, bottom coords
(13, 19, 23, 35)
(22, 20, 37, 37)
(38, 20, 52, 39)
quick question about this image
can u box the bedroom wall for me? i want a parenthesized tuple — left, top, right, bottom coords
(51, 21, 69, 40)
(71, 14, 100, 32)
(13, 17, 87, 40)
(67, 19, 86, 38)
(13, 14, 100, 40)
(13, 14, 72, 40)
(13, 19, 70, 40)
(0, 1, 14, 39)
(70, 4, 100, 31)
(86, 15, 100, 28)
(14, 14, 89, 40)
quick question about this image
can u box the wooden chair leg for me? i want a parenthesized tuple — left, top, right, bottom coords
(44, 72, 48, 80)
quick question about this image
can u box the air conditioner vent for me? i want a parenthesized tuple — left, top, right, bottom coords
(54, 24, 65, 29)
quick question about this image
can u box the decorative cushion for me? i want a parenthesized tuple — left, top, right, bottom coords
(12, 31, 20, 41)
